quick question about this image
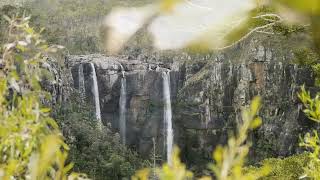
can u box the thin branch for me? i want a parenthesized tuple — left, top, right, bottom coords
(216, 21, 279, 51)
(256, 30, 275, 35)
(260, 17, 278, 22)
(184, 0, 213, 11)
(253, 13, 283, 20)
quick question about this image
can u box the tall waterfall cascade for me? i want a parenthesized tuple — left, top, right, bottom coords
(119, 70, 127, 144)
(163, 71, 173, 165)
(90, 63, 102, 125)
(78, 64, 85, 101)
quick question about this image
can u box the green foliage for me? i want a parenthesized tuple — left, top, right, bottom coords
(299, 131, 320, 179)
(132, 147, 194, 180)
(298, 85, 320, 122)
(17, 0, 153, 54)
(209, 97, 269, 180)
(298, 86, 320, 179)
(272, 23, 306, 36)
(155, 147, 193, 180)
(312, 64, 320, 86)
(0, 15, 85, 179)
(291, 1, 320, 178)
(0, 5, 24, 53)
(53, 93, 148, 180)
(293, 48, 319, 66)
(4, 1, 320, 180)
(246, 153, 310, 180)
(292, 48, 320, 86)
(222, 7, 280, 50)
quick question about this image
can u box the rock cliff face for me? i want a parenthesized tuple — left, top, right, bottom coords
(67, 55, 183, 157)
(65, 33, 317, 165)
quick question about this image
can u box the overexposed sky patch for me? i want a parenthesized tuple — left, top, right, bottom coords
(105, 0, 256, 52)
(105, 4, 156, 53)
(149, 0, 256, 49)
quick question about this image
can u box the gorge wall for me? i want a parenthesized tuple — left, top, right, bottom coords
(62, 33, 317, 166)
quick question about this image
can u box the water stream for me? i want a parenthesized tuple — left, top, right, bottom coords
(119, 70, 127, 144)
(163, 71, 173, 165)
(90, 63, 102, 124)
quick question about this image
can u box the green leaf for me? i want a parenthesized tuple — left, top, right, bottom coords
(213, 145, 223, 164)
(250, 96, 262, 116)
(25, 27, 34, 34)
(63, 163, 74, 174)
(250, 117, 262, 129)
(40, 108, 51, 113)
(46, 118, 59, 129)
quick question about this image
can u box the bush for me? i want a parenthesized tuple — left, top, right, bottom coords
(246, 153, 310, 180)
(0, 14, 86, 179)
(53, 93, 149, 180)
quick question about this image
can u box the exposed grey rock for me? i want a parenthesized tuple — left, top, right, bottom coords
(67, 55, 182, 157)
(63, 33, 318, 166)
(41, 56, 73, 106)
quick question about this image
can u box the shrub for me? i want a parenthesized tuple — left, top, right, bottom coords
(53, 93, 149, 180)
(246, 153, 310, 180)
(0, 14, 85, 179)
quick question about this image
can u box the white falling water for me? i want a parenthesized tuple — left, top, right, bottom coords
(78, 64, 85, 100)
(163, 71, 173, 165)
(119, 71, 127, 144)
(90, 63, 102, 124)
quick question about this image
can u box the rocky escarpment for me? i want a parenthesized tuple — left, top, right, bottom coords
(176, 46, 316, 166)
(65, 33, 317, 166)
(67, 54, 183, 157)
(41, 56, 73, 106)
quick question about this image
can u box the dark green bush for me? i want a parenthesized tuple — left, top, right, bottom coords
(53, 93, 149, 180)
(246, 153, 310, 180)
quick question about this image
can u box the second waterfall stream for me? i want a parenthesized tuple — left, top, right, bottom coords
(90, 63, 102, 127)
(119, 70, 127, 144)
(163, 71, 173, 165)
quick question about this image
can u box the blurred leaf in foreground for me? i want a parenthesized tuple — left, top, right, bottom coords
(105, 0, 257, 53)
(104, 4, 156, 54)
(0, 14, 87, 179)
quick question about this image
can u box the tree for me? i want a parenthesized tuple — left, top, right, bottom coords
(0, 14, 86, 179)
(53, 93, 149, 180)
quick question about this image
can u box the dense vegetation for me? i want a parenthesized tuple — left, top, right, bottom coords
(0, 5, 147, 179)
(1, 0, 320, 179)
(0, 13, 81, 179)
(53, 93, 148, 179)
(1, 0, 153, 54)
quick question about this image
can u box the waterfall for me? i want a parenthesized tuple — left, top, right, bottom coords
(163, 71, 173, 165)
(90, 63, 102, 124)
(119, 71, 127, 144)
(78, 64, 85, 101)
(204, 98, 211, 128)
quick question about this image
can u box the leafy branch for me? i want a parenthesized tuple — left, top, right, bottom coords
(0, 14, 86, 179)
(209, 97, 269, 180)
